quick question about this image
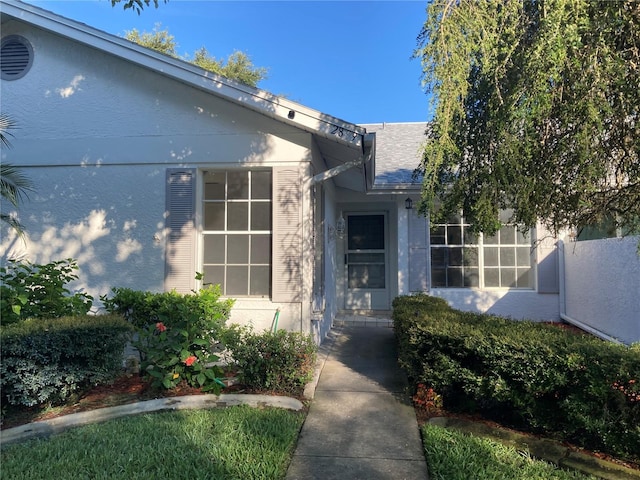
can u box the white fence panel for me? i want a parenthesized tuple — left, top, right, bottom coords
(561, 237, 640, 345)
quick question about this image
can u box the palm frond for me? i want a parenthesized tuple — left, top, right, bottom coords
(1, 163, 34, 207)
(0, 114, 17, 148)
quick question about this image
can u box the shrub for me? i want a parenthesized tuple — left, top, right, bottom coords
(393, 294, 640, 462)
(0, 258, 93, 324)
(102, 284, 234, 393)
(222, 325, 317, 396)
(0, 315, 133, 407)
(135, 315, 225, 393)
(100, 284, 233, 332)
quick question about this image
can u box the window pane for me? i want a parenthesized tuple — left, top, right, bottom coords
(204, 203, 225, 231)
(430, 226, 445, 245)
(516, 229, 530, 245)
(517, 247, 531, 267)
(484, 232, 499, 245)
(463, 247, 478, 266)
(227, 266, 248, 295)
(227, 171, 249, 199)
(464, 230, 478, 245)
(484, 247, 499, 266)
(447, 226, 462, 245)
(447, 267, 463, 287)
(501, 268, 517, 288)
(431, 268, 446, 287)
(251, 171, 271, 199)
(449, 247, 463, 266)
(227, 203, 248, 230)
(250, 266, 270, 295)
(500, 247, 515, 266)
(227, 235, 248, 263)
(484, 268, 500, 287)
(203, 235, 225, 263)
(348, 215, 384, 250)
(251, 235, 271, 264)
(517, 268, 532, 288)
(431, 248, 446, 267)
(204, 172, 225, 200)
(204, 266, 224, 291)
(348, 265, 385, 288)
(500, 226, 516, 244)
(251, 203, 271, 230)
(464, 267, 479, 287)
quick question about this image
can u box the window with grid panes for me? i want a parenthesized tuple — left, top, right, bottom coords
(202, 170, 271, 296)
(430, 211, 533, 288)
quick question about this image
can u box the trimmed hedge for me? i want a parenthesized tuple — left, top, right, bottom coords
(393, 294, 640, 462)
(1, 315, 133, 407)
(100, 286, 233, 331)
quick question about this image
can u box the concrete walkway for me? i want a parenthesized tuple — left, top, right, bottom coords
(286, 325, 429, 480)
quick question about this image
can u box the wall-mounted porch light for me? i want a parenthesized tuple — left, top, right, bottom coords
(405, 197, 413, 210)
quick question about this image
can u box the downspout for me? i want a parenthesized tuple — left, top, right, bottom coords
(558, 239, 623, 344)
(311, 151, 372, 186)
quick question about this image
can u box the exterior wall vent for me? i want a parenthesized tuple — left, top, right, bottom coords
(1, 35, 33, 80)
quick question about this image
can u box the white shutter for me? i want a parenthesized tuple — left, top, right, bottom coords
(272, 167, 303, 302)
(409, 210, 429, 292)
(164, 168, 196, 293)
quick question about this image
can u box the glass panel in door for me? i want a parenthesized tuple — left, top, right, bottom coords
(345, 214, 389, 310)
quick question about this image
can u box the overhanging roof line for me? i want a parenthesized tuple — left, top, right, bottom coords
(0, 0, 366, 150)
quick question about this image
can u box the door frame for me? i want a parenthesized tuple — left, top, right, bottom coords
(342, 211, 390, 310)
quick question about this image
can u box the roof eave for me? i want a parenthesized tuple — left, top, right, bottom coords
(1, 0, 366, 151)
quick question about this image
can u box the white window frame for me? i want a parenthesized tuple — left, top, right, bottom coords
(199, 169, 272, 298)
(430, 214, 534, 289)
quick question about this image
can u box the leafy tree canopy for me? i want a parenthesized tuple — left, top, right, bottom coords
(415, 0, 640, 236)
(124, 25, 268, 87)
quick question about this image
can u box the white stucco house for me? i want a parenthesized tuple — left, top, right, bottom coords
(2, 0, 638, 344)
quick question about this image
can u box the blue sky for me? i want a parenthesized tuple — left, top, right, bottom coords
(28, 0, 431, 125)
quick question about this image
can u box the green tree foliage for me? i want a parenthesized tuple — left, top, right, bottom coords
(125, 25, 268, 87)
(0, 114, 34, 237)
(124, 24, 176, 56)
(111, 0, 165, 14)
(415, 0, 640, 236)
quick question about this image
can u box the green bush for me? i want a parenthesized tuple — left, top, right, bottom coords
(393, 294, 640, 462)
(222, 325, 317, 396)
(100, 285, 234, 332)
(102, 285, 234, 392)
(0, 315, 133, 407)
(0, 258, 93, 324)
(135, 314, 225, 393)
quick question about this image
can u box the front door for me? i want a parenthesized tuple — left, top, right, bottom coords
(344, 213, 389, 310)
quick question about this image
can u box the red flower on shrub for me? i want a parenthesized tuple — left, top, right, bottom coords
(183, 355, 197, 367)
(156, 322, 167, 332)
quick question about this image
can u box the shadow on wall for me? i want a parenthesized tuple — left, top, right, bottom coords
(427, 288, 561, 322)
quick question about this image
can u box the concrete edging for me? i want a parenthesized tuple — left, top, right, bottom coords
(1, 394, 304, 446)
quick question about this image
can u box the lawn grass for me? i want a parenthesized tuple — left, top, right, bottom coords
(422, 424, 599, 480)
(1, 406, 304, 480)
